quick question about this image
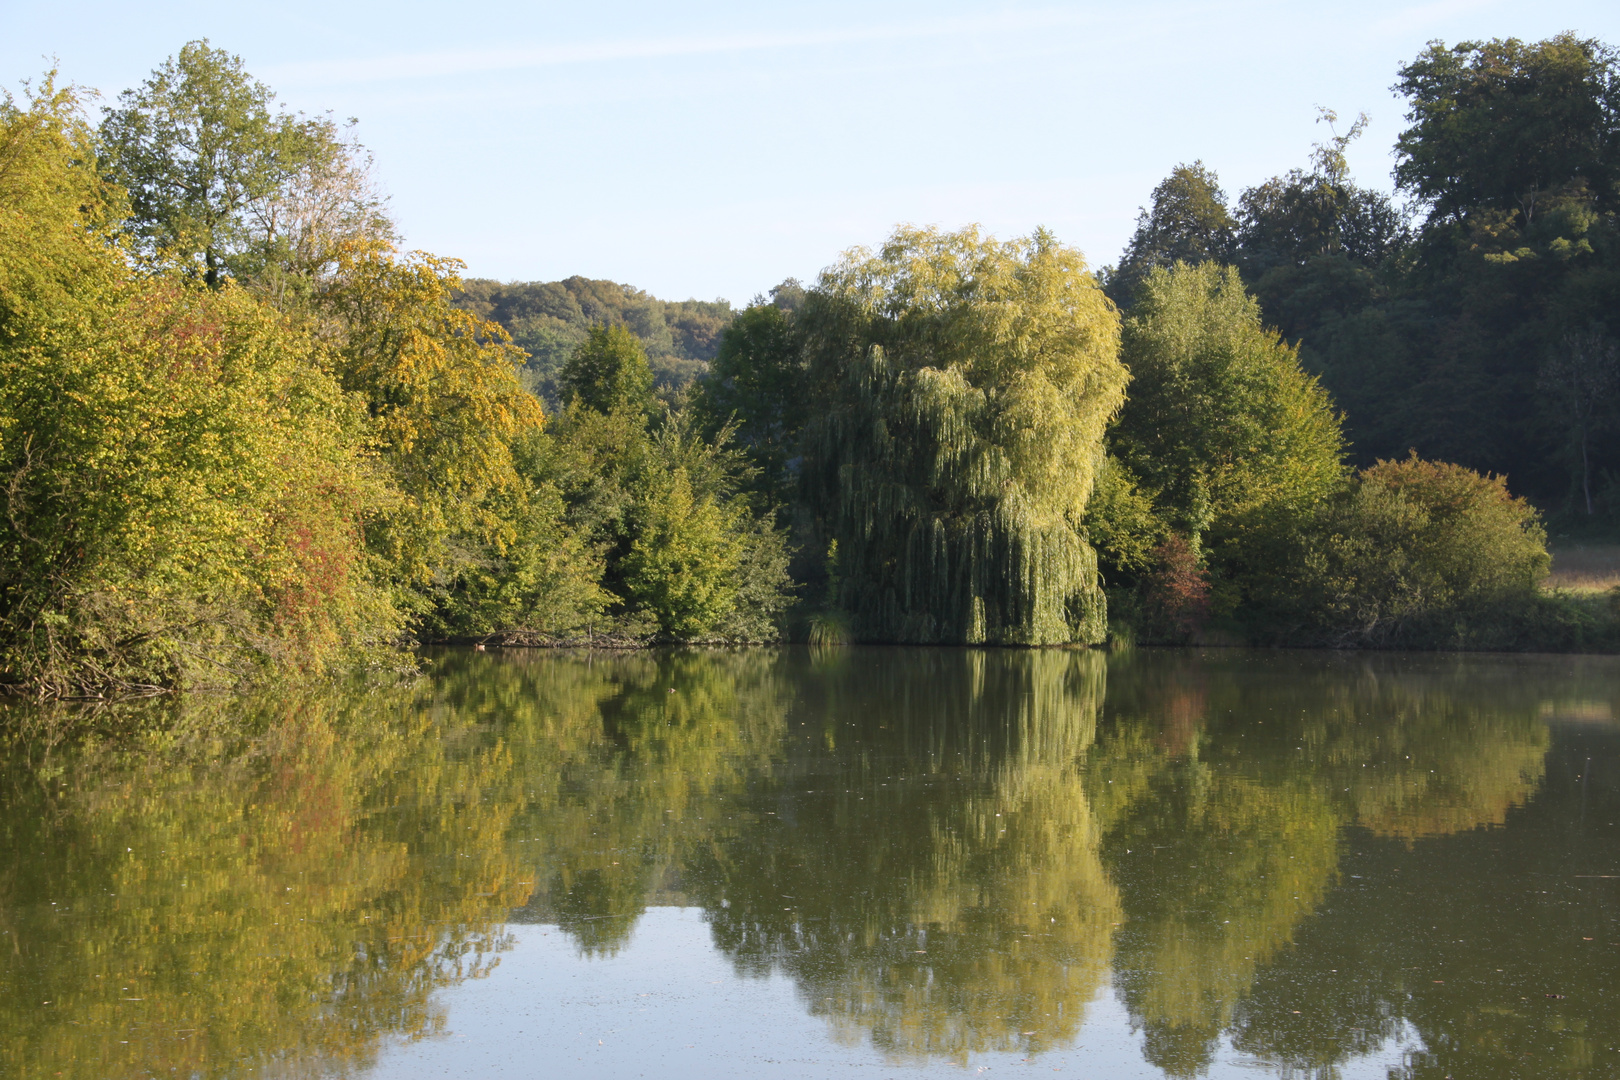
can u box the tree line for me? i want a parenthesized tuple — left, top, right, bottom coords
(1108, 34, 1620, 525)
(0, 44, 789, 696)
(0, 35, 1611, 695)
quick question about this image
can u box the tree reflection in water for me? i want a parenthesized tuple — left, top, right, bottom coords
(0, 683, 531, 1079)
(1, 647, 1613, 1079)
(685, 649, 1119, 1063)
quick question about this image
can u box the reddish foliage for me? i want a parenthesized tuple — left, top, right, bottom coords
(261, 471, 369, 669)
(1156, 685, 1209, 756)
(1146, 534, 1211, 638)
(132, 281, 229, 379)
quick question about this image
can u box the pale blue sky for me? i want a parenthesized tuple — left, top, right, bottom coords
(4, 1, 1617, 304)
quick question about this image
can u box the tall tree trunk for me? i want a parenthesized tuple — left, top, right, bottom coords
(1583, 428, 1594, 516)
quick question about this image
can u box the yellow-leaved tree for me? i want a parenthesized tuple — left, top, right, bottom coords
(798, 225, 1127, 644)
(0, 78, 398, 694)
(314, 246, 609, 639)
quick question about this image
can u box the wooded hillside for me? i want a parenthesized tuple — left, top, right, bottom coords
(454, 277, 732, 405)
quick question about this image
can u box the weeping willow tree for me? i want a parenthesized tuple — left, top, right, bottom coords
(799, 226, 1127, 644)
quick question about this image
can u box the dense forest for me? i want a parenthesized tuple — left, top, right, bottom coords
(1107, 35, 1620, 524)
(0, 34, 1615, 696)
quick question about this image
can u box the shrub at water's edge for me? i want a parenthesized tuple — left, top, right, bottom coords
(0, 78, 401, 695)
(1238, 455, 1619, 651)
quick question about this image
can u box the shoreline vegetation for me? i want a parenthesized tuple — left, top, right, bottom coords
(3, 35, 1620, 697)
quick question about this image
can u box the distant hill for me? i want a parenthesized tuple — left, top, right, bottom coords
(455, 277, 733, 407)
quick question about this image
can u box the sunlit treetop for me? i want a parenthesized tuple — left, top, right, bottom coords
(798, 225, 1128, 644)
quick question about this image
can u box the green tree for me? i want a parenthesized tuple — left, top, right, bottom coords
(429, 441, 612, 645)
(621, 468, 742, 637)
(799, 225, 1127, 644)
(630, 417, 792, 641)
(1107, 161, 1236, 307)
(237, 122, 394, 305)
(1237, 109, 1409, 279)
(537, 331, 792, 642)
(1338, 35, 1620, 503)
(559, 323, 657, 418)
(1082, 455, 1168, 585)
(0, 74, 121, 313)
(1180, 42, 1620, 508)
(690, 300, 806, 509)
(1394, 34, 1620, 225)
(1215, 112, 1413, 476)
(1112, 261, 1346, 564)
(100, 41, 371, 289)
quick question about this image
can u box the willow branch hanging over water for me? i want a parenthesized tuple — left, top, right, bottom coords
(799, 225, 1128, 645)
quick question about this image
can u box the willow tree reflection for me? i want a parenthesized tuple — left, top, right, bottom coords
(681, 648, 1119, 1062)
(0, 686, 532, 1080)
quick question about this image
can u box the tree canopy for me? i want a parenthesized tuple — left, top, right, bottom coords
(560, 323, 658, 418)
(100, 40, 389, 291)
(689, 297, 806, 509)
(1107, 161, 1236, 306)
(1113, 261, 1346, 551)
(1394, 34, 1620, 223)
(1107, 35, 1620, 532)
(798, 225, 1127, 644)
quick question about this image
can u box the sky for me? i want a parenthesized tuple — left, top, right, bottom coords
(4, 1, 1618, 305)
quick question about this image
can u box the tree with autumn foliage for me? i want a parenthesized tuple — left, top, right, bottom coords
(0, 77, 398, 693)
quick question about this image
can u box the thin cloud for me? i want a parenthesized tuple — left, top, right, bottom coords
(263, 5, 1236, 87)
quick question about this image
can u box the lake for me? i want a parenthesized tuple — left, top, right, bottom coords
(3, 646, 1618, 1078)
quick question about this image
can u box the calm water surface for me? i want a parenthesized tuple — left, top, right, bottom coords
(3, 647, 1618, 1078)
